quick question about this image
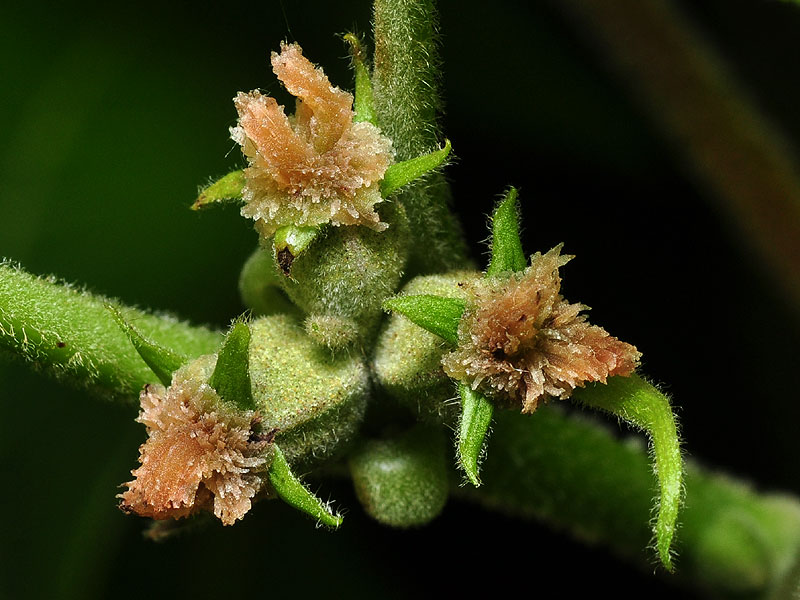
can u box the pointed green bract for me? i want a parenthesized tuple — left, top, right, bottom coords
(343, 33, 376, 125)
(273, 225, 319, 261)
(106, 305, 185, 387)
(573, 374, 683, 570)
(457, 383, 494, 487)
(208, 320, 254, 411)
(487, 187, 526, 276)
(192, 170, 245, 210)
(380, 139, 452, 198)
(383, 294, 464, 346)
(268, 445, 343, 528)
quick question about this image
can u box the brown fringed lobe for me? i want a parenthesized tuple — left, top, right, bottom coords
(118, 356, 273, 525)
(442, 246, 641, 413)
(231, 43, 393, 237)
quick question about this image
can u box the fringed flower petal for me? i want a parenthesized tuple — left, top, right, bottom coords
(119, 356, 274, 525)
(231, 42, 393, 236)
(442, 246, 641, 413)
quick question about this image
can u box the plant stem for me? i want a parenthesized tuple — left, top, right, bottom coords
(0, 261, 221, 401)
(461, 406, 800, 596)
(372, 0, 472, 274)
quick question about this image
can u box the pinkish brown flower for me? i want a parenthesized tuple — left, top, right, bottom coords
(230, 42, 393, 238)
(118, 356, 274, 525)
(442, 246, 641, 413)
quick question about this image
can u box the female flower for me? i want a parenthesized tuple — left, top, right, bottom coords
(119, 356, 274, 525)
(442, 245, 641, 413)
(231, 43, 393, 237)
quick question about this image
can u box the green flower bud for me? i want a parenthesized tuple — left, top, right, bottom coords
(277, 201, 410, 350)
(348, 425, 448, 527)
(248, 315, 370, 468)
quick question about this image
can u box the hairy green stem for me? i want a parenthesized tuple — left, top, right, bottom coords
(372, 0, 471, 273)
(0, 261, 221, 401)
(462, 406, 800, 596)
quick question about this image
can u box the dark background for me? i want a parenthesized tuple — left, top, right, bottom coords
(1, 1, 799, 598)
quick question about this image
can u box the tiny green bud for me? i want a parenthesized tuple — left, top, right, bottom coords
(457, 383, 494, 487)
(192, 170, 245, 210)
(107, 304, 185, 387)
(348, 425, 448, 527)
(268, 445, 343, 528)
(304, 314, 359, 351)
(209, 320, 254, 411)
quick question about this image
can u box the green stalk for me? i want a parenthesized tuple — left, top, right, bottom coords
(372, 0, 471, 273)
(462, 406, 800, 596)
(0, 261, 222, 401)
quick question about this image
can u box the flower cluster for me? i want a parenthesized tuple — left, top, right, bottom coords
(118, 356, 274, 525)
(231, 43, 393, 237)
(442, 246, 641, 413)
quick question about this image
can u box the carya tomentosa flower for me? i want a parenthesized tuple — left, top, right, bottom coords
(442, 246, 641, 413)
(230, 42, 393, 237)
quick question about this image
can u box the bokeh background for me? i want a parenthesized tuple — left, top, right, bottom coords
(2, 1, 800, 598)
